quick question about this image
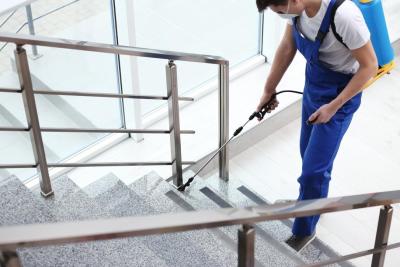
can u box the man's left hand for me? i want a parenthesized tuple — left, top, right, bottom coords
(308, 103, 339, 125)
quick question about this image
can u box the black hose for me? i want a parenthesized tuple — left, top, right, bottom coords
(177, 90, 303, 192)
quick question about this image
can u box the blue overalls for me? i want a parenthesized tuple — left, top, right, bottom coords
(291, 0, 362, 236)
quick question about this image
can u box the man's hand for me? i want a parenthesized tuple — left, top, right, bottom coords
(256, 90, 279, 121)
(308, 103, 339, 125)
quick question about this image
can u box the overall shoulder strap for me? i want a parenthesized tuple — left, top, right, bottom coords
(330, 0, 349, 48)
(315, 0, 338, 44)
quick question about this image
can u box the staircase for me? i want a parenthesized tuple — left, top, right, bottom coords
(0, 171, 353, 267)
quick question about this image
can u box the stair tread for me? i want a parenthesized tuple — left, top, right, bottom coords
(33, 175, 106, 222)
(0, 176, 51, 226)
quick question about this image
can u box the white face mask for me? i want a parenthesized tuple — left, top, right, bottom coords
(277, 0, 299, 19)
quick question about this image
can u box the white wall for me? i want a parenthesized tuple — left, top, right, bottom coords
(382, 0, 400, 42)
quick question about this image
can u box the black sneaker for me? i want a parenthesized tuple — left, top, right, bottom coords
(285, 232, 316, 253)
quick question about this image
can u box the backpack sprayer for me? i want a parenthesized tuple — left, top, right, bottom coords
(354, 0, 395, 86)
(177, 90, 303, 192)
(329, 0, 395, 86)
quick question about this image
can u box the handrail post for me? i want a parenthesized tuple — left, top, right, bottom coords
(166, 60, 183, 187)
(371, 205, 393, 267)
(0, 250, 22, 267)
(15, 46, 53, 197)
(25, 5, 39, 57)
(218, 63, 229, 181)
(238, 224, 255, 267)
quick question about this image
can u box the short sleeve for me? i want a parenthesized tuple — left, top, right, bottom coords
(334, 1, 371, 50)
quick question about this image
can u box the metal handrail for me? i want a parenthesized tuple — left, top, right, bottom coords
(0, 164, 36, 169)
(0, 87, 195, 101)
(0, 190, 398, 266)
(32, 89, 195, 101)
(0, 0, 80, 53)
(40, 128, 195, 134)
(47, 161, 196, 168)
(0, 32, 228, 64)
(0, 88, 21, 93)
(0, 161, 196, 169)
(0, 32, 230, 197)
(0, 127, 29, 132)
(0, 127, 196, 134)
(0, 10, 17, 29)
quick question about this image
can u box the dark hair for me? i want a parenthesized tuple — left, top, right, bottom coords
(256, 0, 288, 12)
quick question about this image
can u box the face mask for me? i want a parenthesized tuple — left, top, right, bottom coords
(277, 0, 298, 19)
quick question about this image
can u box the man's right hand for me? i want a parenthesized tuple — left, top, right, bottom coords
(256, 90, 279, 121)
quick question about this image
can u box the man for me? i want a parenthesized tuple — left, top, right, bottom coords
(256, 0, 377, 252)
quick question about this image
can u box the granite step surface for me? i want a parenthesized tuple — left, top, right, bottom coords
(32, 175, 106, 222)
(129, 171, 240, 267)
(81, 173, 222, 267)
(15, 174, 169, 267)
(0, 171, 354, 267)
(0, 176, 111, 266)
(0, 176, 51, 226)
(203, 171, 355, 267)
(160, 170, 306, 267)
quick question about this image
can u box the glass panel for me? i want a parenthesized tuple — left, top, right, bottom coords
(114, 0, 260, 117)
(0, 0, 122, 182)
(262, 10, 287, 62)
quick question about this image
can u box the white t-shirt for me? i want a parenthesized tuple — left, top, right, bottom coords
(288, 0, 370, 74)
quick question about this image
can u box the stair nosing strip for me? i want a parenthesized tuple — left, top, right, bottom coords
(237, 185, 268, 205)
(199, 187, 233, 208)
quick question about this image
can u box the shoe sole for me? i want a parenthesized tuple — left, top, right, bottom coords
(274, 199, 296, 204)
(296, 234, 316, 254)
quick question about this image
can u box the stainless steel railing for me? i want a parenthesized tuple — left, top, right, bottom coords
(0, 32, 230, 196)
(1, 190, 399, 267)
(0, 32, 228, 64)
(0, 1, 94, 55)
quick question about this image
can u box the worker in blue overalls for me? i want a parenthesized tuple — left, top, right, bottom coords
(256, 0, 378, 252)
